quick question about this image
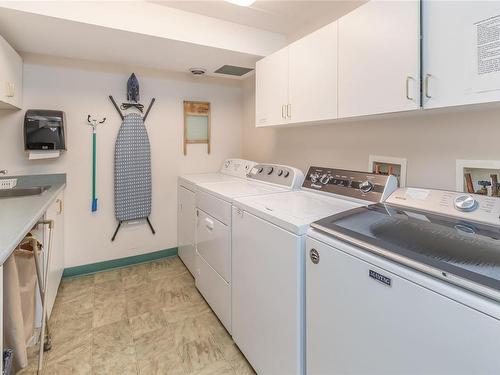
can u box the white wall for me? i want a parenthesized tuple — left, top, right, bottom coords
(242, 76, 500, 191)
(0, 55, 243, 267)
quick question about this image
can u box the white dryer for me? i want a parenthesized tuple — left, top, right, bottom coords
(195, 164, 304, 333)
(177, 159, 256, 276)
(231, 166, 397, 375)
(307, 188, 500, 374)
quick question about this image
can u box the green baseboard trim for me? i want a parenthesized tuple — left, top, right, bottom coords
(62, 247, 178, 278)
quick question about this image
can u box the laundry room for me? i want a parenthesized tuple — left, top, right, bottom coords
(0, 1, 499, 375)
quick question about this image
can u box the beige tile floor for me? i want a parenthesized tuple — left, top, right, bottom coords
(19, 256, 256, 375)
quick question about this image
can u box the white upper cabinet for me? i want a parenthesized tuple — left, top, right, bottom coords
(255, 21, 338, 127)
(288, 22, 338, 124)
(255, 47, 289, 127)
(422, 1, 500, 109)
(0, 34, 22, 110)
(338, 0, 420, 118)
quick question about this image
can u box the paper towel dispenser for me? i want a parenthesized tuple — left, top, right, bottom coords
(24, 110, 66, 151)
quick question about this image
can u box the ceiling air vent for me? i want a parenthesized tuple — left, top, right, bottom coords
(214, 65, 254, 77)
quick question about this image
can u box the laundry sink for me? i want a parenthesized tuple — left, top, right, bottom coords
(0, 186, 51, 198)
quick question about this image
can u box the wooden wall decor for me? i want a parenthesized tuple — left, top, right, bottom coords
(183, 101, 211, 155)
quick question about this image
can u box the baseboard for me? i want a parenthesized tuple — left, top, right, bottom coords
(62, 247, 178, 278)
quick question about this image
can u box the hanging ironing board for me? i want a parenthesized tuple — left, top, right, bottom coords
(110, 95, 156, 241)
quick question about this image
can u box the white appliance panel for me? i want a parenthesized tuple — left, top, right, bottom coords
(232, 207, 304, 375)
(178, 186, 196, 275)
(195, 251, 231, 332)
(306, 236, 500, 375)
(196, 189, 232, 225)
(196, 209, 231, 282)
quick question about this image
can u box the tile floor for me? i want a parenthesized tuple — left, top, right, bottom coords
(19, 256, 256, 375)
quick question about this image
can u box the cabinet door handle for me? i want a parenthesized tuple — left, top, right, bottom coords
(405, 76, 414, 101)
(287, 103, 291, 118)
(205, 217, 214, 231)
(281, 105, 286, 119)
(424, 74, 432, 99)
(56, 199, 63, 214)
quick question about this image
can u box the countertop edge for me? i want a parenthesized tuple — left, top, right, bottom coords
(0, 181, 66, 264)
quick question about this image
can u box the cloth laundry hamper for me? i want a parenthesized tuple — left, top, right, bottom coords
(3, 236, 38, 372)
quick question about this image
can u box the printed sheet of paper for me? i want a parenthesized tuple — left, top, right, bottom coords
(472, 15, 500, 93)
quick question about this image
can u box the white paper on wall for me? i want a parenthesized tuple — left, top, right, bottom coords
(471, 14, 500, 93)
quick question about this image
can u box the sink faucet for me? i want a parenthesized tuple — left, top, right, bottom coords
(0, 170, 7, 175)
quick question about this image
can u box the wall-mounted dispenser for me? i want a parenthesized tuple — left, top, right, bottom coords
(24, 110, 66, 159)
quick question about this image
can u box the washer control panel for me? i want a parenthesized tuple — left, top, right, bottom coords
(302, 166, 398, 202)
(248, 164, 304, 189)
(386, 188, 500, 225)
(220, 159, 257, 178)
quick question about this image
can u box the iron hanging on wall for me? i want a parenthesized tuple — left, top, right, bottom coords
(109, 73, 156, 241)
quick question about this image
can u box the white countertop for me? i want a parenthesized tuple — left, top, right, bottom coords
(0, 174, 66, 264)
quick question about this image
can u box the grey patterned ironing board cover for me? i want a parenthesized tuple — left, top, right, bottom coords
(114, 113, 152, 221)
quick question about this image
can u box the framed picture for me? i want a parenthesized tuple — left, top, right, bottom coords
(184, 101, 211, 155)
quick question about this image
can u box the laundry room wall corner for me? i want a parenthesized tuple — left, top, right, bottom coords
(0, 54, 244, 267)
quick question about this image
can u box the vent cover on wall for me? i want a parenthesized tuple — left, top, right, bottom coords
(214, 65, 254, 76)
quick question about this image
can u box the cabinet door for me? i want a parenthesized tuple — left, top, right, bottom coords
(44, 192, 64, 318)
(0, 34, 22, 109)
(423, 1, 500, 109)
(338, 0, 420, 118)
(255, 47, 289, 127)
(289, 21, 338, 124)
(178, 186, 196, 276)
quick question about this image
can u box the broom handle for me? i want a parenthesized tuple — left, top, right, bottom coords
(92, 130, 97, 212)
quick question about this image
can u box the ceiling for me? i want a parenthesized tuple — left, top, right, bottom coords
(151, 1, 366, 38)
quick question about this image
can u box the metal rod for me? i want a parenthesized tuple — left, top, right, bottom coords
(109, 95, 124, 120)
(37, 220, 54, 374)
(30, 238, 51, 340)
(143, 98, 156, 122)
(146, 217, 156, 235)
(111, 221, 122, 242)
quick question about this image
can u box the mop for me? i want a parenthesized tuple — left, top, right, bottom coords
(87, 115, 106, 212)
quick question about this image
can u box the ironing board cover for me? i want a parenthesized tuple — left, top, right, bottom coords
(114, 113, 152, 221)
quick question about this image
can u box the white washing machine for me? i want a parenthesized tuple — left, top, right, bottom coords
(231, 166, 397, 375)
(177, 159, 256, 276)
(195, 163, 304, 334)
(307, 188, 500, 375)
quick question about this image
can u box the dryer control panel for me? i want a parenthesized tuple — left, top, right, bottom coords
(220, 159, 257, 178)
(248, 164, 304, 189)
(302, 166, 398, 202)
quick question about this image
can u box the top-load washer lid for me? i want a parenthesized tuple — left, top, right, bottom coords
(178, 158, 256, 190)
(195, 163, 305, 203)
(234, 191, 361, 235)
(232, 167, 399, 235)
(196, 179, 290, 203)
(311, 188, 500, 303)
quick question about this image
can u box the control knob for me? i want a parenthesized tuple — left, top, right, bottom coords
(257, 167, 264, 174)
(359, 180, 374, 193)
(454, 194, 478, 212)
(320, 174, 332, 185)
(310, 172, 320, 183)
(267, 167, 274, 175)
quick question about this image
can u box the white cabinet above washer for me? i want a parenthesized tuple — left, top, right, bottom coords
(422, 1, 500, 109)
(338, 0, 420, 118)
(0, 34, 22, 110)
(255, 21, 338, 127)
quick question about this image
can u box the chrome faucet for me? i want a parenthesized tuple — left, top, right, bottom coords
(0, 170, 7, 175)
